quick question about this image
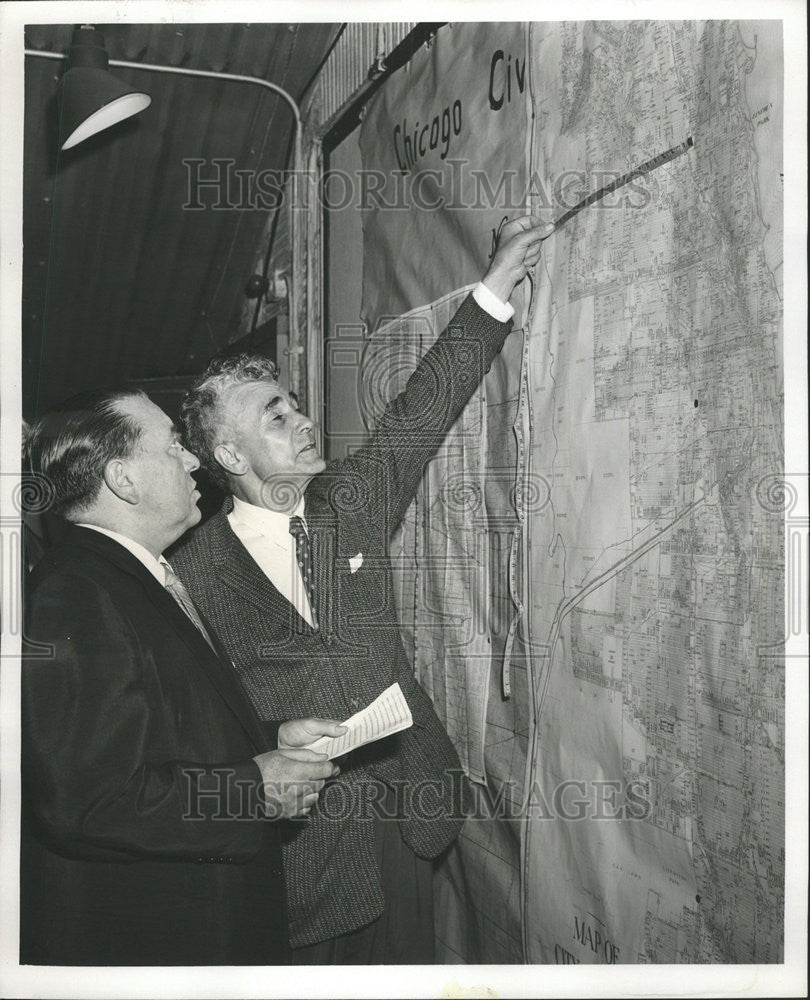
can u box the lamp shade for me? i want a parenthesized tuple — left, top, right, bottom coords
(57, 27, 151, 150)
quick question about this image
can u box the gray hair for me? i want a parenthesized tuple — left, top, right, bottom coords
(181, 353, 279, 490)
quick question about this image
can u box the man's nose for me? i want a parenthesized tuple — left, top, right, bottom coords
(182, 447, 200, 473)
(296, 412, 315, 435)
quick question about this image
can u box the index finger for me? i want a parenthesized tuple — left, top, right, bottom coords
(508, 213, 544, 230)
(285, 756, 339, 775)
(278, 747, 329, 761)
(501, 216, 555, 242)
(303, 761, 340, 780)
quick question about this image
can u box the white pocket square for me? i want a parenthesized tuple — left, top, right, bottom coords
(349, 552, 363, 574)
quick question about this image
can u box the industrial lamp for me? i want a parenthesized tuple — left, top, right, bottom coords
(26, 33, 309, 410)
(57, 26, 151, 150)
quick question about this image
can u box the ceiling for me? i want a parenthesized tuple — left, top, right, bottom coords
(23, 22, 340, 417)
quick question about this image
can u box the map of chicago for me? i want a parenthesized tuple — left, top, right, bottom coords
(359, 20, 784, 963)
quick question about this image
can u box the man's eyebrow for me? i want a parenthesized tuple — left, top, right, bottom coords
(263, 394, 284, 412)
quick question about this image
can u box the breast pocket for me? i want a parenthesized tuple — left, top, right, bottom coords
(336, 556, 392, 627)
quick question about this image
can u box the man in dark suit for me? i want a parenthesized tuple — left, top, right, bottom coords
(173, 216, 553, 962)
(21, 388, 344, 965)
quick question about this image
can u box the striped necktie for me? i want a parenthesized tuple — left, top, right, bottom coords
(289, 515, 318, 629)
(163, 562, 217, 652)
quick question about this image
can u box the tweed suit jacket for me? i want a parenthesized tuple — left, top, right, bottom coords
(172, 293, 513, 945)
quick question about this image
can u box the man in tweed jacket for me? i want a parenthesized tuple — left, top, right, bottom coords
(172, 217, 553, 962)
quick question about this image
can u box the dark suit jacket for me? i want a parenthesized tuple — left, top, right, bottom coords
(21, 526, 288, 966)
(173, 293, 512, 946)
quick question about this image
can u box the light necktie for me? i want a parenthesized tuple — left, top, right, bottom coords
(289, 515, 318, 629)
(163, 562, 217, 651)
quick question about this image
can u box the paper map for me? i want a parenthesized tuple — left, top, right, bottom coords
(360, 20, 784, 964)
(521, 19, 783, 964)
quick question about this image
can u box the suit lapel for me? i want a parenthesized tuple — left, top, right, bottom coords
(208, 508, 316, 634)
(71, 527, 270, 751)
(206, 504, 356, 705)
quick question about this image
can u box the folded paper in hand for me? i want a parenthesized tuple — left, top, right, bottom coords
(304, 682, 413, 760)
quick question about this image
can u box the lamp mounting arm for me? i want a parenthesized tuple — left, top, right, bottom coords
(24, 46, 306, 401)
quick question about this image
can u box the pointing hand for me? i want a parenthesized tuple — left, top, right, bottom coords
(482, 215, 555, 303)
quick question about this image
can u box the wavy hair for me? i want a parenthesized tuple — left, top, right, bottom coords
(180, 354, 279, 490)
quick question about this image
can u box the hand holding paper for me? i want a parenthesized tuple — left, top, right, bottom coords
(302, 682, 413, 760)
(277, 717, 348, 750)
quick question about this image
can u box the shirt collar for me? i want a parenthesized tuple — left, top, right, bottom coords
(75, 523, 168, 586)
(230, 494, 306, 538)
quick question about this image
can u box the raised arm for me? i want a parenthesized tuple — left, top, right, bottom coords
(347, 216, 553, 535)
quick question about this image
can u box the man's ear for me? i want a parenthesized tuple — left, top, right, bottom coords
(214, 442, 248, 478)
(103, 459, 139, 505)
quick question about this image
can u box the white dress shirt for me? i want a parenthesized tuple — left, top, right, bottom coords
(472, 280, 515, 323)
(227, 283, 512, 627)
(76, 520, 198, 604)
(228, 496, 316, 627)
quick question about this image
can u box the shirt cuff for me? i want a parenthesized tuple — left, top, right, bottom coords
(472, 281, 515, 322)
